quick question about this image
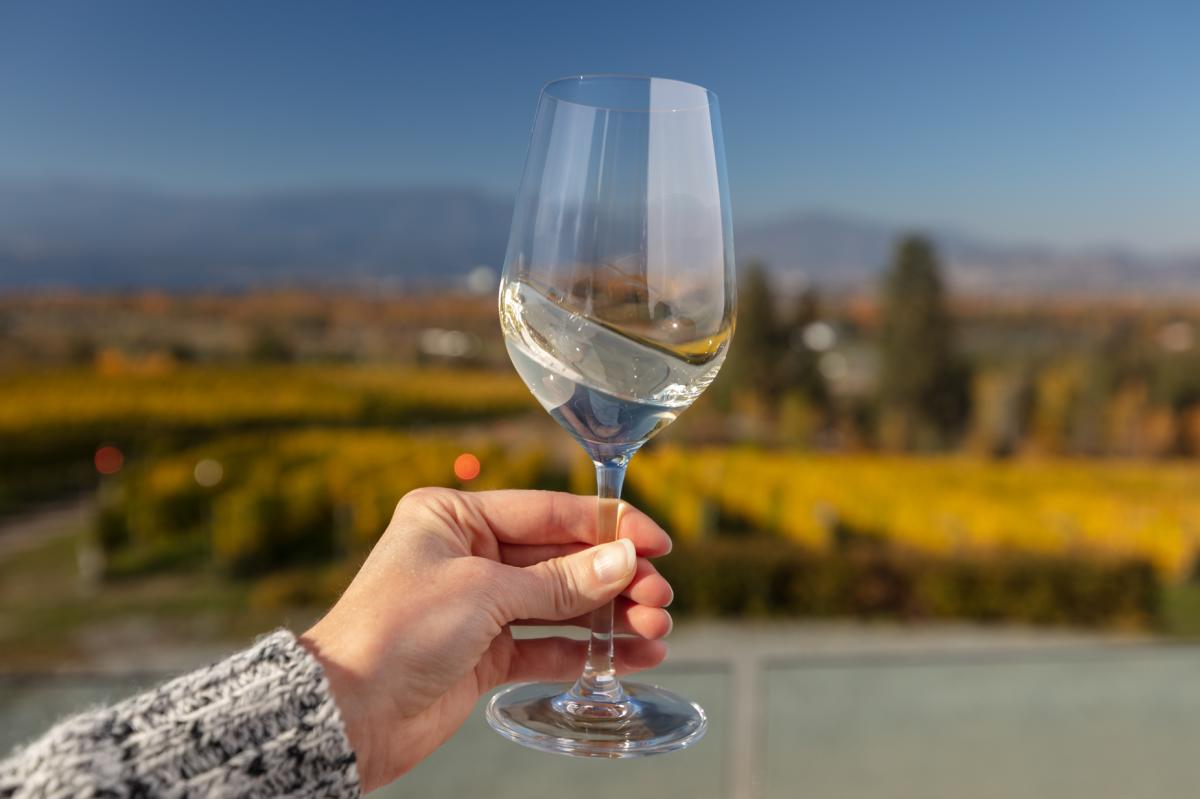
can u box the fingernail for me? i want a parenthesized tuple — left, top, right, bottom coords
(593, 539, 635, 583)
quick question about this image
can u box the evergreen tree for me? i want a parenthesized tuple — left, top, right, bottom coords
(780, 287, 829, 409)
(877, 236, 970, 448)
(726, 261, 785, 400)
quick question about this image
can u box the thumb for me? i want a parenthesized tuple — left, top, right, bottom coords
(500, 539, 637, 622)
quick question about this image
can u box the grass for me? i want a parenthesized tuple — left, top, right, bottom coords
(4, 505, 1200, 674)
(1159, 583, 1200, 639)
(0, 517, 310, 671)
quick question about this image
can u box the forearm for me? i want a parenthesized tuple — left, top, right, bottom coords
(0, 629, 360, 798)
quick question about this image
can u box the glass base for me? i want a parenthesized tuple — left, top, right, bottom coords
(485, 681, 707, 758)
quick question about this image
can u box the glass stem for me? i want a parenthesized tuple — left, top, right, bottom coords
(568, 458, 628, 704)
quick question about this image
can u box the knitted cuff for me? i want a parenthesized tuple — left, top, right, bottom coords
(0, 629, 361, 799)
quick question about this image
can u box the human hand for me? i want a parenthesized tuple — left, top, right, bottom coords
(299, 488, 674, 792)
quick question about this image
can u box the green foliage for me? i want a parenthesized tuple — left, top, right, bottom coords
(98, 429, 554, 579)
(247, 328, 296, 363)
(717, 261, 783, 403)
(711, 263, 830, 432)
(212, 471, 336, 577)
(247, 565, 356, 611)
(0, 364, 532, 516)
(659, 537, 1158, 628)
(739, 263, 780, 358)
(1159, 583, 1200, 637)
(778, 288, 829, 410)
(89, 427, 1181, 630)
(878, 236, 971, 448)
(1153, 350, 1200, 411)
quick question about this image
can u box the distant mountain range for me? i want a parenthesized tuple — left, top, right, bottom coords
(1, 180, 1198, 296)
(740, 212, 1200, 297)
(0, 181, 512, 289)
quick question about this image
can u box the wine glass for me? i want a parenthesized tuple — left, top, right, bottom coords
(487, 75, 736, 757)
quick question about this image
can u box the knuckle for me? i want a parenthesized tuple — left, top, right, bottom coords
(393, 486, 453, 520)
(540, 556, 581, 617)
(547, 491, 588, 543)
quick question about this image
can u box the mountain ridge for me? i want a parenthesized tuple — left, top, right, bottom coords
(1, 180, 1197, 294)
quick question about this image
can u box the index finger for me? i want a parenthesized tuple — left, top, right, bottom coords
(458, 489, 671, 550)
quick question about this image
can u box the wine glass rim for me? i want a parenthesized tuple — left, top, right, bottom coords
(541, 74, 717, 113)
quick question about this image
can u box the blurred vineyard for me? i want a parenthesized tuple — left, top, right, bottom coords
(0, 363, 532, 435)
(8, 281, 1200, 670)
(630, 448, 1200, 580)
(94, 429, 559, 608)
(0, 363, 534, 514)
(85, 428, 1185, 630)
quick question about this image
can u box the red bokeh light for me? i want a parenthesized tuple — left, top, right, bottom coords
(94, 445, 124, 475)
(454, 452, 481, 481)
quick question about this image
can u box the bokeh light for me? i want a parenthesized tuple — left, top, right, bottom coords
(454, 452, 481, 481)
(93, 445, 123, 475)
(194, 459, 224, 487)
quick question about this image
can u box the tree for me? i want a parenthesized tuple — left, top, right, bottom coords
(780, 287, 830, 409)
(877, 236, 970, 449)
(723, 261, 785, 400)
(248, 327, 295, 364)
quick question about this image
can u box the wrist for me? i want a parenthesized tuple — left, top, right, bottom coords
(298, 626, 378, 791)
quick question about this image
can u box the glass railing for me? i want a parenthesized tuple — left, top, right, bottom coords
(4, 635, 1200, 797)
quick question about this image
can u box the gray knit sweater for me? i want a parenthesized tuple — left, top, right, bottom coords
(0, 630, 361, 798)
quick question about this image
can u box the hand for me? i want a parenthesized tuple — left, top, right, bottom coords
(298, 488, 674, 792)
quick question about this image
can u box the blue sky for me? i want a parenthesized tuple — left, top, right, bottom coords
(1, 0, 1197, 251)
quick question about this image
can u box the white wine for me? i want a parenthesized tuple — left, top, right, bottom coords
(500, 277, 728, 461)
(487, 75, 726, 755)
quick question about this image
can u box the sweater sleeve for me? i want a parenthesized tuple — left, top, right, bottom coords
(0, 629, 361, 799)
